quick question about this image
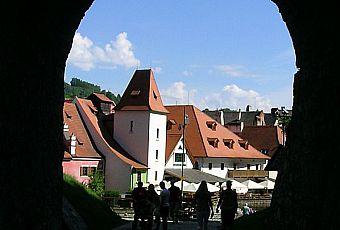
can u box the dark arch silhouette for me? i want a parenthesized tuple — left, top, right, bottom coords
(0, 0, 338, 229)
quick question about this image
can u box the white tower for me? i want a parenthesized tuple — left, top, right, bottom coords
(113, 69, 169, 185)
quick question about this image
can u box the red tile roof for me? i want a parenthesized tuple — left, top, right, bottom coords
(74, 97, 147, 169)
(165, 105, 270, 161)
(91, 92, 114, 104)
(115, 69, 169, 114)
(239, 126, 284, 157)
(63, 101, 101, 159)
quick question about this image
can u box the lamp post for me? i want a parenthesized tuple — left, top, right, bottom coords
(180, 106, 189, 203)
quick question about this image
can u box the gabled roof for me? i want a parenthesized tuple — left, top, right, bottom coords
(63, 101, 101, 159)
(74, 97, 147, 169)
(115, 69, 169, 114)
(165, 105, 270, 161)
(89, 92, 115, 104)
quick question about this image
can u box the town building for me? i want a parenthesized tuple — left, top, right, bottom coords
(62, 101, 103, 185)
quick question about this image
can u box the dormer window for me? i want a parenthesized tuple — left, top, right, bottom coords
(130, 90, 140, 96)
(65, 111, 72, 119)
(239, 140, 249, 150)
(223, 139, 234, 149)
(167, 119, 176, 130)
(206, 121, 217, 131)
(208, 138, 219, 148)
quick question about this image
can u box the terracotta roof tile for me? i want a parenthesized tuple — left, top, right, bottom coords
(239, 126, 284, 157)
(115, 69, 169, 114)
(165, 105, 270, 161)
(75, 97, 147, 169)
(63, 102, 101, 159)
(91, 92, 114, 103)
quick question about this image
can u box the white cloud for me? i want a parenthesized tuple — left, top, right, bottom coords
(67, 32, 140, 71)
(161, 82, 196, 105)
(223, 84, 271, 111)
(198, 84, 271, 112)
(183, 70, 193, 77)
(152, 66, 162, 74)
(214, 64, 257, 78)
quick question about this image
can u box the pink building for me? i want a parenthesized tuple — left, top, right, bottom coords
(63, 101, 103, 185)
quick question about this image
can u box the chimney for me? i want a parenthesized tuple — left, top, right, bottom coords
(70, 134, 76, 156)
(238, 109, 241, 120)
(246, 105, 251, 112)
(220, 110, 224, 126)
(63, 123, 69, 136)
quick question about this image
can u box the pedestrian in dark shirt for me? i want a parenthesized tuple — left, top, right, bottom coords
(194, 181, 214, 230)
(216, 180, 238, 230)
(132, 181, 148, 230)
(147, 184, 160, 230)
(156, 181, 170, 230)
(168, 180, 181, 224)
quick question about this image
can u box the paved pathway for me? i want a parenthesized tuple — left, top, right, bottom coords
(113, 219, 222, 230)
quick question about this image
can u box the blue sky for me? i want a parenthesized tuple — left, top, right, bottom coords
(65, 0, 296, 112)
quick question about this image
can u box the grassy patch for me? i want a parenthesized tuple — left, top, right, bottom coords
(63, 174, 127, 230)
(234, 208, 270, 230)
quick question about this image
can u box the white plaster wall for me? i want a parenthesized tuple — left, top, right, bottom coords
(114, 111, 150, 165)
(165, 137, 193, 169)
(198, 158, 267, 178)
(76, 101, 132, 192)
(147, 113, 167, 184)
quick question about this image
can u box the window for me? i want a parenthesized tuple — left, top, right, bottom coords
(137, 171, 141, 182)
(221, 163, 225, 170)
(261, 149, 269, 154)
(130, 121, 134, 132)
(156, 128, 159, 139)
(80, 167, 88, 176)
(153, 91, 157, 99)
(194, 161, 199, 169)
(208, 138, 219, 148)
(206, 121, 217, 131)
(174, 153, 184, 163)
(167, 119, 176, 130)
(208, 163, 212, 170)
(155, 171, 158, 181)
(131, 90, 140, 96)
(238, 140, 249, 150)
(223, 139, 234, 149)
(156, 150, 159, 160)
(80, 166, 96, 176)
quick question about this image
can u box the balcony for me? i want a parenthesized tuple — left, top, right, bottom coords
(228, 170, 269, 179)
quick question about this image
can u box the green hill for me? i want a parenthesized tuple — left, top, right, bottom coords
(64, 77, 121, 104)
(63, 174, 126, 230)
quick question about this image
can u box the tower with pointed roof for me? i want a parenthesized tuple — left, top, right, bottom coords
(114, 69, 168, 185)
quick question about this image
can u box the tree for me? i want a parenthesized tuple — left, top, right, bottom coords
(88, 170, 105, 198)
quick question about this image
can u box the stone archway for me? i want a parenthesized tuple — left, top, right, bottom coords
(0, 0, 338, 229)
(0, 1, 94, 229)
(269, 1, 339, 229)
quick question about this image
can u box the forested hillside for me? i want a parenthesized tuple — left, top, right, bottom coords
(64, 78, 121, 104)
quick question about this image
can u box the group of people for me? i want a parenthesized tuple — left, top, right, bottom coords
(131, 180, 239, 230)
(131, 180, 181, 230)
(195, 180, 238, 230)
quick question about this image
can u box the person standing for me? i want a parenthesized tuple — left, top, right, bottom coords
(194, 181, 214, 230)
(156, 181, 170, 230)
(132, 181, 148, 230)
(168, 180, 181, 224)
(242, 203, 251, 216)
(216, 180, 238, 230)
(147, 184, 160, 230)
